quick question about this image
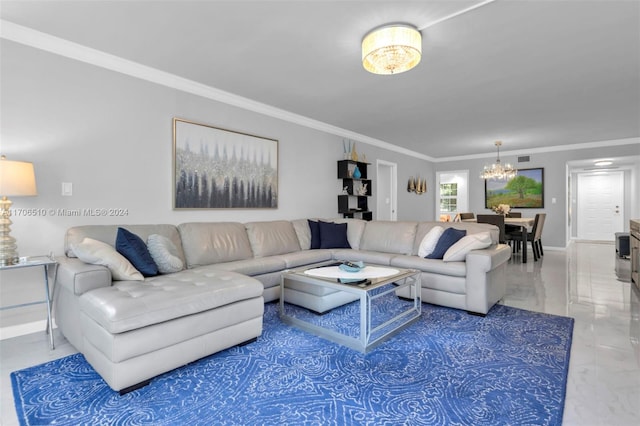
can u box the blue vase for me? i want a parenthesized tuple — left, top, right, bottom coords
(353, 166, 362, 179)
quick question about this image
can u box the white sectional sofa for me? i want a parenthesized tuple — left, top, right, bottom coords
(54, 218, 510, 393)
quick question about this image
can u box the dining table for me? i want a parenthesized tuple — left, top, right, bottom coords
(463, 216, 535, 263)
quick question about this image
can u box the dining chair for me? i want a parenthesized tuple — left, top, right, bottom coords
(476, 214, 506, 244)
(523, 213, 546, 260)
(506, 213, 546, 261)
(505, 211, 522, 237)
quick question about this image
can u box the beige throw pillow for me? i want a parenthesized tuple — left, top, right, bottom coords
(71, 237, 144, 281)
(443, 231, 492, 262)
(418, 226, 444, 258)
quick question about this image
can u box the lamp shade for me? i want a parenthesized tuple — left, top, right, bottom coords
(362, 24, 422, 75)
(0, 158, 37, 196)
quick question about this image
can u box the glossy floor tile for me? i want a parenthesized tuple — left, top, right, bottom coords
(1, 241, 639, 425)
(503, 242, 640, 425)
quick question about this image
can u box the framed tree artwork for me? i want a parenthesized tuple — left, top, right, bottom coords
(484, 167, 544, 209)
(173, 118, 278, 209)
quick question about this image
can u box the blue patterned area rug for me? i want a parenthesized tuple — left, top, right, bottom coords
(12, 301, 573, 426)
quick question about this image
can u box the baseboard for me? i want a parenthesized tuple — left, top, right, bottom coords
(541, 245, 567, 252)
(0, 319, 56, 340)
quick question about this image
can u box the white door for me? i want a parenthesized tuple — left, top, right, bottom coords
(376, 160, 397, 221)
(577, 171, 624, 241)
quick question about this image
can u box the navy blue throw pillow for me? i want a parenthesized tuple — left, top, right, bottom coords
(426, 228, 467, 259)
(308, 220, 321, 249)
(116, 227, 158, 277)
(318, 221, 351, 249)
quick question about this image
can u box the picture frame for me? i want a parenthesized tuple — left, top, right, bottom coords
(173, 118, 278, 209)
(484, 167, 544, 209)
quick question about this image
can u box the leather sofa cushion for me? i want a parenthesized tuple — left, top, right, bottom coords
(65, 224, 186, 265)
(332, 249, 394, 266)
(291, 218, 315, 250)
(278, 250, 333, 269)
(79, 268, 263, 334)
(245, 220, 301, 257)
(178, 222, 253, 268)
(359, 221, 418, 255)
(202, 258, 287, 276)
(390, 254, 467, 277)
(81, 298, 263, 363)
(332, 218, 367, 250)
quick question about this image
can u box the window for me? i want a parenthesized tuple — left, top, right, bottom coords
(440, 183, 458, 212)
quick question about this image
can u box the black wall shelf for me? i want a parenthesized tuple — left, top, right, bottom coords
(337, 160, 372, 221)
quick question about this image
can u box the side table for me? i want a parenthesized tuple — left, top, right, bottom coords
(0, 255, 59, 349)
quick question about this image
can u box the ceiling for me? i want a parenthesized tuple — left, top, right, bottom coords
(1, 0, 639, 160)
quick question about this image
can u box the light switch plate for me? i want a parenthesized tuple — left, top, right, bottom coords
(62, 182, 73, 196)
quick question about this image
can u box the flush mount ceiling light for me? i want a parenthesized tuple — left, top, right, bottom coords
(362, 24, 422, 75)
(480, 141, 517, 180)
(594, 161, 613, 166)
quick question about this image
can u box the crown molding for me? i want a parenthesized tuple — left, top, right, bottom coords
(2, 19, 636, 164)
(434, 137, 640, 163)
(0, 20, 434, 161)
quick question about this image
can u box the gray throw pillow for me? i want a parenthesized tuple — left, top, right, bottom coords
(147, 234, 184, 274)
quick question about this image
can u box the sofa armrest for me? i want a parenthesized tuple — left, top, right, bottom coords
(464, 244, 511, 314)
(56, 256, 112, 296)
(465, 244, 512, 273)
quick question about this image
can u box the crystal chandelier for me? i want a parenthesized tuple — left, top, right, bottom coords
(480, 141, 517, 180)
(362, 24, 422, 75)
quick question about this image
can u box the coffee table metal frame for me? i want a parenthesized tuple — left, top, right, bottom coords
(280, 263, 421, 353)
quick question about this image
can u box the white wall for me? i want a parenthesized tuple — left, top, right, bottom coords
(0, 40, 434, 257)
(0, 39, 433, 330)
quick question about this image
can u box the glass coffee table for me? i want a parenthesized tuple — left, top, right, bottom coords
(280, 262, 421, 353)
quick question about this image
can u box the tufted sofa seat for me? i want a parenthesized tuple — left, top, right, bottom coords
(55, 224, 264, 393)
(78, 269, 262, 393)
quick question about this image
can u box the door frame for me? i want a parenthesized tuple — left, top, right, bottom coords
(575, 170, 625, 241)
(376, 160, 397, 221)
(567, 157, 640, 246)
(435, 170, 469, 220)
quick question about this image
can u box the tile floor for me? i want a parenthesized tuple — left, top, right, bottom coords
(1, 241, 639, 425)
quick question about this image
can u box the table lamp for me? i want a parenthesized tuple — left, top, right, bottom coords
(0, 155, 38, 266)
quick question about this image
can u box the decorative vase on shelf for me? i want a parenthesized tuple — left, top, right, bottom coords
(343, 139, 352, 160)
(351, 142, 358, 161)
(353, 165, 362, 179)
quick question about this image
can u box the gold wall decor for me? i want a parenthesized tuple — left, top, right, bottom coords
(408, 176, 426, 195)
(407, 176, 416, 192)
